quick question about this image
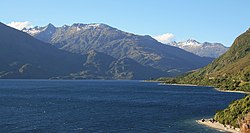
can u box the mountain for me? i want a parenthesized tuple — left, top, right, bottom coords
(162, 28, 250, 91)
(169, 39, 228, 58)
(0, 22, 84, 79)
(22, 23, 56, 42)
(159, 28, 250, 128)
(52, 50, 165, 79)
(23, 23, 213, 75)
(0, 22, 167, 79)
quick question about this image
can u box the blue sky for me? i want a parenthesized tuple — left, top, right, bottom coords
(1, 0, 250, 46)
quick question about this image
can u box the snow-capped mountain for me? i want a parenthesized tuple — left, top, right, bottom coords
(22, 23, 56, 42)
(173, 39, 202, 47)
(22, 23, 110, 35)
(21, 23, 213, 75)
(23, 23, 55, 35)
(168, 39, 228, 58)
(21, 23, 116, 43)
(0, 22, 167, 79)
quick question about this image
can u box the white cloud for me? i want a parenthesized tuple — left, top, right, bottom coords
(153, 33, 175, 44)
(7, 21, 33, 30)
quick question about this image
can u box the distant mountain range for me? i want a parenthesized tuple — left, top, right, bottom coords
(22, 23, 213, 75)
(0, 22, 214, 79)
(0, 22, 168, 79)
(0, 22, 83, 79)
(168, 39, 228, 58)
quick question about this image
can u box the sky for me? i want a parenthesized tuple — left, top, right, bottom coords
(1, 0, 250, 46)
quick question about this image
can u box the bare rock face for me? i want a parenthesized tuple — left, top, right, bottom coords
(239, 113, 250, 133)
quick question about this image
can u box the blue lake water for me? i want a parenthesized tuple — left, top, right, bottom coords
(0, 80, 245, 133)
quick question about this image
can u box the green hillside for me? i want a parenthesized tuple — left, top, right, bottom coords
(158, 28, 250, 128)
(214, 95, 250, 128)
(160, 28, 250, 92)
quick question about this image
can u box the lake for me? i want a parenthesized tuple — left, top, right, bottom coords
(0, 80, 244, 132)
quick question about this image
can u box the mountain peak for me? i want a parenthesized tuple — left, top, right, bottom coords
(179, 39, 201, 46)
(21, 23, 56, 36)
(167, 39, 228, 58)
(186, 39, 200, 44)
(46, 23, 55, 28)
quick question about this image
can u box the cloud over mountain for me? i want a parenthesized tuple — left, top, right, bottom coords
(153, 33, 175, 44)
(7, 21, 33, 30)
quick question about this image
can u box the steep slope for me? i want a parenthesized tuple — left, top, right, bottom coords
(1, 22, 169, 79)
(164, 28, 250, 91)
(22, 23, 56, 42)
(23, 23, 213, 75)
(0, 22, 84, 79)
(169, 39, 228, 58)
(214, 95, 250, 128)
(159, 28, 250, 129)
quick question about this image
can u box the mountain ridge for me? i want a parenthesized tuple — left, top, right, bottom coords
(0, 22, 169, 79)
(168, 39, 228, 58)
(0, 22, 84, 78)
(22, 23, 213, 75)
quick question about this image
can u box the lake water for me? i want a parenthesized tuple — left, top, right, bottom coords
(0, 80, 245, 133)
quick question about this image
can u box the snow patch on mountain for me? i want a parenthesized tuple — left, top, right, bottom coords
(22, 23, 56, 36)
(22, 27, 42, 35)
(178, 39, 202, 47)
(168, 39, 228, 58)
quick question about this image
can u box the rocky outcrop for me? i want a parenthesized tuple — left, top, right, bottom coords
(239, 113, 250, 133)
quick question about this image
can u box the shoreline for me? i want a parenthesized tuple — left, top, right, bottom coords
(197, 119, 240, 133)
(151, 81, 250, 94)
(161, 83, 199, 87)
(213, 87, 250, 94)
(157, 82, 248, 132)
(146, 80, 248, 132)
(142, 80, 163, 83)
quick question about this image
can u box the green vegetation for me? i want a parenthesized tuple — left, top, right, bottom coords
(157, 28, 250, 128)
(214, 95, 250, 128)
(161, 28, 250, 92)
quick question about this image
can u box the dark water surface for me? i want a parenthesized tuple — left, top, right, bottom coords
(0, 80, 244, 132)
